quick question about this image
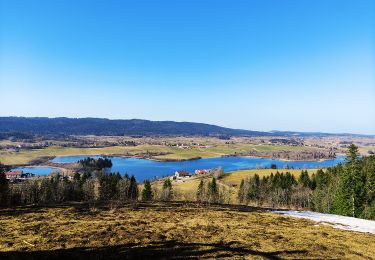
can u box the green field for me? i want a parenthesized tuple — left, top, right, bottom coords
(0, 202, 373, 259)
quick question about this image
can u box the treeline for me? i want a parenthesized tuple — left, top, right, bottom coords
(0, 158, 179, 205)
(0, 157, 137, 206)
(238, 170, 312, 208)
(2, 172, 138, 206)
(237, 145, 375, 219)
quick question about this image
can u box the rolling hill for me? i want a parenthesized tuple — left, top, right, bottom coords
(0, 117, 371, 137)
(0, 117, 271, 137)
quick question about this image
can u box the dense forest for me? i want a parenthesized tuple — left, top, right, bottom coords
(0, 117, 369, 137)
(0, 117, 269, 136)
(237, 144, 375, 219)
(1, 145, 374, 219)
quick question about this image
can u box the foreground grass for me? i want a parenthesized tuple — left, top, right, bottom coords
(0, 144, 307, 165)
(0, 202, 374, 259)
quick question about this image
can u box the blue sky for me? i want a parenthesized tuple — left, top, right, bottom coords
(0, 0, 374, 134)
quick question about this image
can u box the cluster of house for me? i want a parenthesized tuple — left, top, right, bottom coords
(50, 171, 75, 180)
(4, 170, 35, 182)
(4, 170, 76, 182)
(171, 169, 209, 180)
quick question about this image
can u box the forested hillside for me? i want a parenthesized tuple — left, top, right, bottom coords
(237, 144, 375, 219)
(1, 117, 371, 137)
(0, 117, 269, 136)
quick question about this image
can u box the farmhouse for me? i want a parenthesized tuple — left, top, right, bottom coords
(4, 170, 23, 181)
(195, 169, 208, 175)
(174, 171, 191, 179)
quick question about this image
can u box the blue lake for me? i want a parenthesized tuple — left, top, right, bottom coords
(13, 167, 62, 176)
(50, 155, 345, 181)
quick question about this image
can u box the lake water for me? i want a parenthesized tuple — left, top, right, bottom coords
(49, 155, 345, 181)
(13, 167, 62, 176)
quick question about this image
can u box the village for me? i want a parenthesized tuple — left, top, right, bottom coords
(3, 169, 76, 182)
(3, 170, 35, 182)
(171, 169, 210, 181)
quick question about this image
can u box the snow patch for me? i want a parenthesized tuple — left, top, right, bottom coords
(273, 210, 375, 234)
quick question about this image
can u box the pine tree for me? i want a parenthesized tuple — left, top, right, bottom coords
(141, 179, 153, 201)
(0, 163, 8, 206)
(129, 176, 138, 201)
(333, 144, 365, 217)
(298, 170, 311, 188)
(207, 178, 219, 203)
(196, 180, 205, 202)
(238, 179, 245, 203)
(363, 156, 375, 219)
(246, 174, 261, 203)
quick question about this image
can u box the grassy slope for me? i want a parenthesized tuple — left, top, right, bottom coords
(151, 169, 317, 203)
(0, 203, 373, 259)
(222, 169, 318, 187)
(0, 144, 307, 165)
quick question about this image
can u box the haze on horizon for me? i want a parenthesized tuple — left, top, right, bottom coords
(0, 0, 374, 135)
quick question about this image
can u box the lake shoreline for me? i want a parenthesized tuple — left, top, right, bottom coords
(13, 154, 345, 180)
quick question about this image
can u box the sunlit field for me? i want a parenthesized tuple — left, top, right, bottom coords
(0, 202, 374, 259)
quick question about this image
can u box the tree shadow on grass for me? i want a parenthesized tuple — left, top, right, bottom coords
(132, 201, 273, 213)
(0, 240, 307, 260)
(0, 201, 272, 218)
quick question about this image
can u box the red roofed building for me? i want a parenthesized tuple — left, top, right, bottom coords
(195, 169, 208, 175)
(4, 170, 23, 181)
(174, 171, 191, 179)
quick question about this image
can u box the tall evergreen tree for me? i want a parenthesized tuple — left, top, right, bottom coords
(0, 163, 9, 206)
(298, 170, 311, 188)
(247, 174, 260, 203)
(238, 179, 245, 203)
(363, 156, 375, 218)
(207, 178, 219, 203)
(128, 176, 138, 201)
(196, 180, 205, 202)
(333, 144, 365, 217)
(141, 179, 153, 201)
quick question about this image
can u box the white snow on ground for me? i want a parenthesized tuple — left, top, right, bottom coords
(273, 210, 375, 234)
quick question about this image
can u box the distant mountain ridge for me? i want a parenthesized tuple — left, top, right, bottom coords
(0, 117, 270, 136)
(0, 117, 371, 137)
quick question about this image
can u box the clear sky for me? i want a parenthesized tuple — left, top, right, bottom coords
(0, 0, 374, 134)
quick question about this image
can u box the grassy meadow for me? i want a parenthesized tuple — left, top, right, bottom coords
(0, 202, 374, 259)
(222, 169, 318, 187)
(150, 169, 318, 203)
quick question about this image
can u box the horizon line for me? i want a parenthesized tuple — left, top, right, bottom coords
(1, 115, 374, 137)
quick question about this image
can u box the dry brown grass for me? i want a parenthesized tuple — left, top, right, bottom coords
(0, 202, 374, 259)
(150, 169, 318, 203)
